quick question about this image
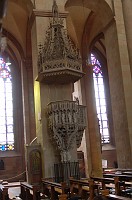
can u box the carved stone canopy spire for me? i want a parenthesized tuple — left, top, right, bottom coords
(37, 1, 85, 84)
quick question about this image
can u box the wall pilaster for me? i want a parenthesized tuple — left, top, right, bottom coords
(21, 58, 36, 145)
(104, 0, 132, 168)
(121, 0, 132, 77)
(82, 65, 102, 177)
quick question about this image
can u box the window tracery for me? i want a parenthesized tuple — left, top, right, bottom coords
(91, 54, 110, 144)
(0, 57, 14, 151)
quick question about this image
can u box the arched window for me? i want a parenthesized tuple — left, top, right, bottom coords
(0, 57, 14, 151)
(91, 54, 110, 144)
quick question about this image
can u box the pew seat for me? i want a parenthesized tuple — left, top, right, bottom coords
(42, 179, 68, 200)
(107, 194, 132, 200)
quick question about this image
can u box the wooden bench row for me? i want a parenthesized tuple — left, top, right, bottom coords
(41, 177, 131, 200)
(42, 180, 69, 200)
(69, 176, 132, 200)
(0, 182, 20, 200)
(107, 194, 132, 200)
(103, 174, 132, 182)
(20, 182, 41, 200)
(19, 176, 131, 200)
(19, 180, 68, 200)
(0, 175, 130, 200)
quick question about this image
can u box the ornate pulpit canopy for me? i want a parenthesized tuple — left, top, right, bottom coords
(37, 0, 84, 84)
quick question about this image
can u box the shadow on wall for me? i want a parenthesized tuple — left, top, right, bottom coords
(0, 159, 4, 170)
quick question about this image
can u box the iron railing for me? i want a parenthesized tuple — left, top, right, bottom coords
(54, 161, 80, 183)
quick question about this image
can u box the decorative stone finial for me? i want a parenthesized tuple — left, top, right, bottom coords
(52, 0, 59, 21)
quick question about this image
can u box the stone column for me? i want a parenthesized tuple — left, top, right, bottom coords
(25, 58, 36, 142)
(104, 0, 132, 168)
(121, 0, 132, 76)
(82, 65, 102, 177)
(21, 58, 36, 145)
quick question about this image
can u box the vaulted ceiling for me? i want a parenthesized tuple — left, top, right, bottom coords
(0, 0, 114, 67)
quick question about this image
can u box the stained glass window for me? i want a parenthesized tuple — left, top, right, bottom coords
(91, 54, 110, 144)
(0, 57, 14, 151)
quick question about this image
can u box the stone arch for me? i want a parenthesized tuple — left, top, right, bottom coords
(65, 0, 114, 57)
(2, 0, 34, 63)
(64, 0, 115, 176)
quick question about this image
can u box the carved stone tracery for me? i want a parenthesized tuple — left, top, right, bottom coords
(47, 100, 86, 161)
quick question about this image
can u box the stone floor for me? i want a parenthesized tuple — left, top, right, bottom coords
(8, 186, 20, 199)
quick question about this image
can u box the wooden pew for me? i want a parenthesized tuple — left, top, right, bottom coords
(122, 172, 132, 176)
(0, 182, 20, 200)
(103, 174, 132, 197)
(69, 178, 99, 200)
(107, 194, 132, 200)
(42, 179, 68, 200)
(91, 176, 132, 199)
(0, 184, 9, 200)
(90, 176, 123, 196)
(20, 182, 40, 200)
(69, 178, 89, 199)
(91, 177, 115, 190)
(103, 174, 132, 182)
